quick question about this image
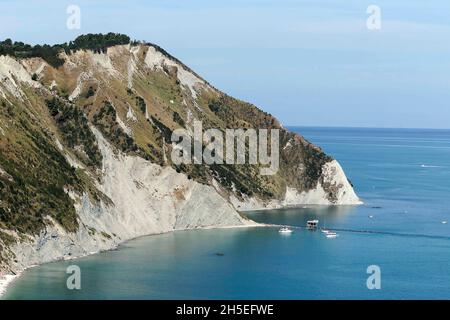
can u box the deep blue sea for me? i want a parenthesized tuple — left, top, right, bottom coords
(3, 127, 450, 300)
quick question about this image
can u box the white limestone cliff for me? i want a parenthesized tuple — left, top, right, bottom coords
(0, 129, 256, 295)
(230, 160, 362, 211)
(0, 45, 362, 296)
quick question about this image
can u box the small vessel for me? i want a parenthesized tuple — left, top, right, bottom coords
(326, 232, 339, 238)
(307, 220, 319, 230)
(321, 229, 331, 234)
(369, 215, 374, 219)
(279, 227, 293, 234)
(442, 221, 448, 224)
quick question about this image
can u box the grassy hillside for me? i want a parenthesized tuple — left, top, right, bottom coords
(0, 34, 333, 237)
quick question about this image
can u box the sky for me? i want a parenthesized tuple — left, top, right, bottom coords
(1, 0, 450, 129)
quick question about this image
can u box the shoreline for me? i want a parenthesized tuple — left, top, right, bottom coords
(0, 203, 361, 298)
(0, 221, 268, 298)
(239, 203, 363, 213)
(0, 274, 18, 298)
(2, 200, 361, 299)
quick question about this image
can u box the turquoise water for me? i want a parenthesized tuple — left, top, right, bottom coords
(3, 127, 450, 299)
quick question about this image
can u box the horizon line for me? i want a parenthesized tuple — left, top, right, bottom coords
(285, 125, 450, 131)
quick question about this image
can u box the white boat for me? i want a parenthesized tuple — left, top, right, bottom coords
(442, 221, 448, 224)
(279, 227, 293, 234)
(326, 232, 339, 238)
(321, 229, 331, 234)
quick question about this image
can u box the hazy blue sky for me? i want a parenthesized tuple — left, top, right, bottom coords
(1, 0, 450, 128)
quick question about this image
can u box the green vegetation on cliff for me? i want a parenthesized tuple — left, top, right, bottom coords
(0, 100, 79, 234)
(0, 33, 131, 67)
(46, 97, 102, 168)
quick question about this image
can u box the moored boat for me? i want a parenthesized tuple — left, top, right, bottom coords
(307, 220, 319, 230)
(279, 227, 293, 234)
(326, 232, 339, 238)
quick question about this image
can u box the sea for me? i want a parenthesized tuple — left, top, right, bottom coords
(3, 127, 450, 299)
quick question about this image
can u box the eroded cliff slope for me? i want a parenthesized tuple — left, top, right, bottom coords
(0, 34, 361, 276)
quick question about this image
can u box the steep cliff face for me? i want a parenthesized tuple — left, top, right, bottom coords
(0, 35, 361, 277)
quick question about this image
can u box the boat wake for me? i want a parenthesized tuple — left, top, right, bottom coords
(272, 224, 450, 241)
(421, 164, 443, 168)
